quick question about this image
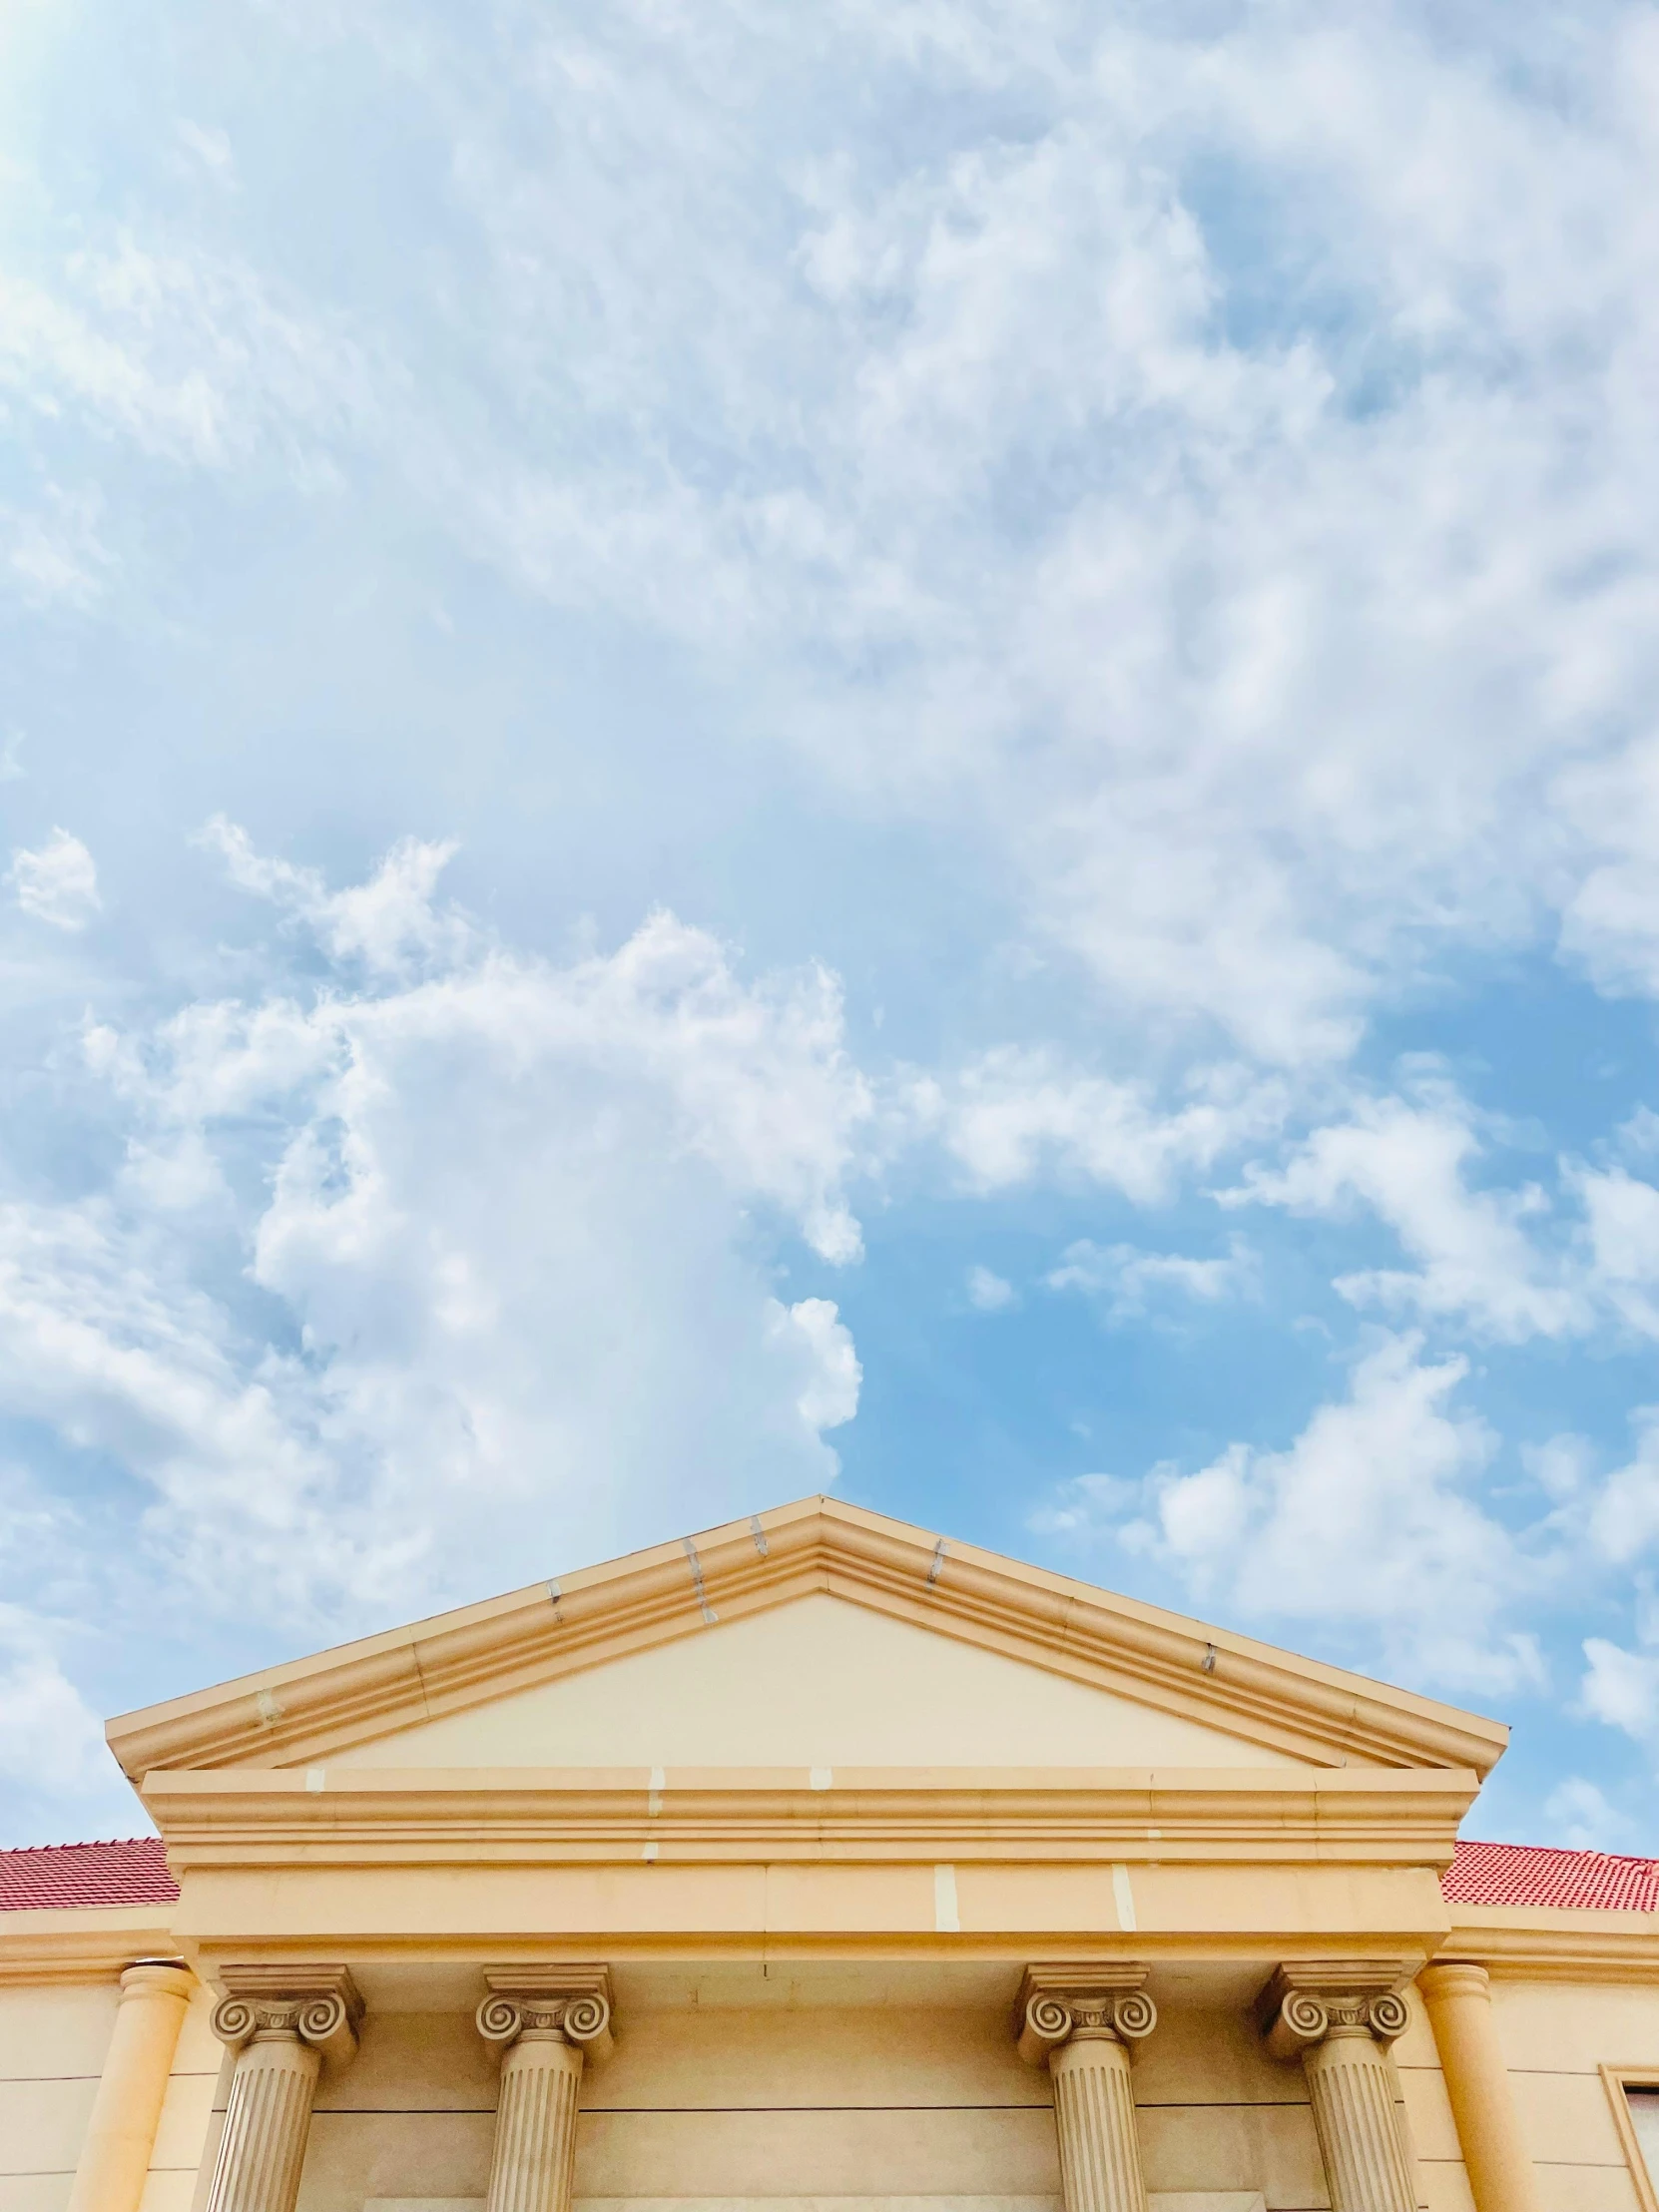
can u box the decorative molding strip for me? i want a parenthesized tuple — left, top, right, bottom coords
(0, 1914, 184, 1988)
(142, 1766, 1480, 1869)
(1437, 1920, 1659, 1982)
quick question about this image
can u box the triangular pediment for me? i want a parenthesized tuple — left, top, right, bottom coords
(107, 1496, 1507, 1781)
(323, 1593, 1307, 1771)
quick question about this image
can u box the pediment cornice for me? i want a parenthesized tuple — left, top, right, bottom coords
(108, 1496, 1507, 1782)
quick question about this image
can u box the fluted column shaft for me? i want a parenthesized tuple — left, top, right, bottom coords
(204, 1968, 362, 2212)
(1050, 2034, 1150, 2212)
(68, 1959, 193, 2212)
(477, 1966, 615, 2212)
(206, 2032, 320, 2212)
(487, 2032, 584, 2212)
(1417, 1962, 1543, 2212)
(1015, 1965, 1157, 2212)
(1303, 2027, 1416, 2212)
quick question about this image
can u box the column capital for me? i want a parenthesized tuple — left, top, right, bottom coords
(477, 1964, 615, 2065)
(1015, 1963, 1157, 2067)
(1256, 1960, 1412, 2061)
(211, 1964, 363, 2071)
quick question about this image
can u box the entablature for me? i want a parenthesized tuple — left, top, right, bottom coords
(143, 1760, 1479, 1872)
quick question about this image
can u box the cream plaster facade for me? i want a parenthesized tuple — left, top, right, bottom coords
(2, 1497, 1656, 2212)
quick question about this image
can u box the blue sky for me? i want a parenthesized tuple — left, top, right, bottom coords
(3, 0, 1659, 1850)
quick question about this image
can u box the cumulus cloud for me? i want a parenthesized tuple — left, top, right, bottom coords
(922, 1051, 1286, 1202)
(393, 0, 1659, 1062)
(1581, 1637, 1659, 1748)
(1543, 1776, 1634, 1853)
(1048, 1237, 1257, 1324)
(11, 0, 1659, 1837)
(198, 817, 466, 975)
(3, 830, 874, 1630)
(17, 5, 1659, 1063)
(1040, 1334, 1540, 1692)
(773, 1297, 861, 1430)
(1225, 1086, 1583, 1342)
(966, 1264, 1015, 1313)
(0, 1605, 107, 1807)
(9, 828, 101, 929)
(1569, 1164, 1659, 1340)
(1585, 1413, 1659, 1568)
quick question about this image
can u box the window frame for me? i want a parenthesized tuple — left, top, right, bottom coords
(1602, 2064, 1659, 2212)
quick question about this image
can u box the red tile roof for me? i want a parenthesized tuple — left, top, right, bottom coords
(0, 1838, 178, 1912)
(1442, 1838, 1659, 1912)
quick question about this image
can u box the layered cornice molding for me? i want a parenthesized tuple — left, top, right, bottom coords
(1438, 1914, 1659, 1984)
(107, 1498, 1506, 1781)
(141, 1763, 1479, 1869)
(0, 1912, 184, 1989)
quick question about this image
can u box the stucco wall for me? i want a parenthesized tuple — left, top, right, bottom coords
(0, 1980, 118, 2212)
(0, 1971, 219, 2212)
(1483, 1978, 1659, 2212)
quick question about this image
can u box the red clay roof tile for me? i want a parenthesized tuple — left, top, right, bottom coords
(0, 1837, 178, 1912)
(1441, 1837, 1659, 1911)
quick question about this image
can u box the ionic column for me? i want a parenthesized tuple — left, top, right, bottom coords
(476, 1967, 615, 2212)
(206, 1967, 362, 2212)
(1258, 1964, 1415, 2212)
(68, 1958, 194, 2212)
(1417, 1961, 1543, 2212)
(1015, 1965, 1158, 2212)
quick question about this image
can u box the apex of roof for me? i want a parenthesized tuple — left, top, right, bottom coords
(106, 1493, 1509, 1780)
(0, 1838, 178, 1913)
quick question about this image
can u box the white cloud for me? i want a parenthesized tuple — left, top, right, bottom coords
(1226, 1087, 1584, 1342)
(773, 1297, 861, 1430)
(1, 488, 114, 610)
(18, 6, 1659, 1062)
(0, 829, 875, 1629)
(1585, 1411, 1659, 1567)
(1048, 1237, 1256, 1323)
(1042, 1334, 1540, 1692)
(372, 1, 1659, 1063)
(1543, 1776, 1634, 1853)
(966, 1264, 1015, 1312)
(1581, 1637, 1659, 1746)
(0, 1605, 107, 1806)
(9, 829, 101, 930)
(925, 1050, 1286, 1203)
(1569, 1164, 1659, 1338)
(177, 121, 234, 178)
(199, 816, 466, 975)
(1522, 1432, 1594, 1504)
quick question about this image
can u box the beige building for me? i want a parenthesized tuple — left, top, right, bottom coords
(4, 1495, 1659, 2212)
